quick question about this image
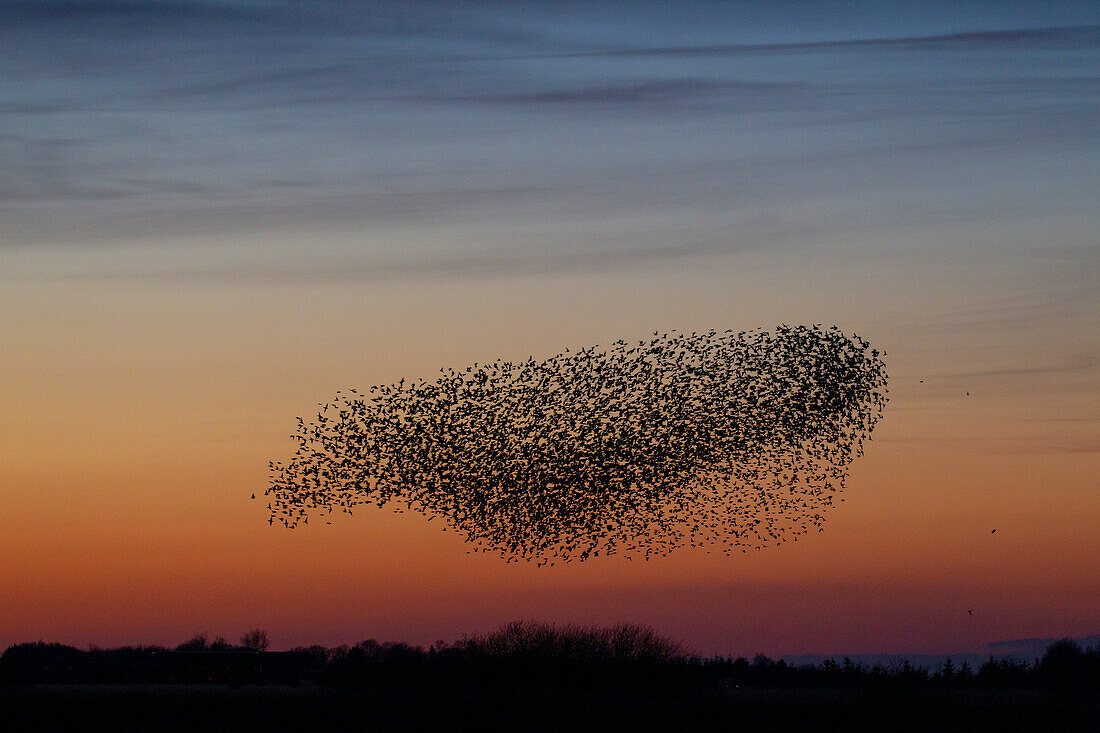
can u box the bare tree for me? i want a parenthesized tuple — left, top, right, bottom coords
(241, 629, 270, 652)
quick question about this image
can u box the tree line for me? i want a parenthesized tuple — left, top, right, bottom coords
(2, 621, 1096, 690)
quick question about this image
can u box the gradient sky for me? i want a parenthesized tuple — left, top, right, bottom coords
(2, 1, 1098, 656)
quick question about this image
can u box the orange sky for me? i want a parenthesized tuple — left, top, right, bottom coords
(2, 252, 1096, 655)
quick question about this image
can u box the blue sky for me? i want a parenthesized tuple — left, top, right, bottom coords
(3, 1, 1097, 281)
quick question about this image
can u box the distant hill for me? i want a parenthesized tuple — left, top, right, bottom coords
(985, 635, 1100, 661)
(778, 634, 1100, 670)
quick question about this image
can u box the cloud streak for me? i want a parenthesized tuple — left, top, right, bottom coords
(419, 79, 804, 108)
(516, 24, 1100, 59)
(2, 1, 1098, 291)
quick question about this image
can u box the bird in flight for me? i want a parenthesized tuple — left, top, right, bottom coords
(968, 610, 974, 616)
(264, 325, 888, 563)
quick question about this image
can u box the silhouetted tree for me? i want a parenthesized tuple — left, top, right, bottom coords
(3, 626, 1097, 693)
(176, 634, 208, 652)
(209, 636, 232, 651)
(291, 645, 330, 667)
(0, 642, 82, 683)
(241, 629, 270, 652)
(1039, 638, 1087, 689)
(457, 621, 684, 665)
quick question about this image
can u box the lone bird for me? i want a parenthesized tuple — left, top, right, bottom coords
(991, 529, 996, 534)
(251, 493, 255, 499)
(968, 610, 974, 616)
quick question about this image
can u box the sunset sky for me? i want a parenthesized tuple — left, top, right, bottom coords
(2, 1, 1097, 657)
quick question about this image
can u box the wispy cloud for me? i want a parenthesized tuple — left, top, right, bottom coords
(519, 25, 1100, 59)
(2, 1, 1098, 292)
(7, 225, 752, 286)
(0, 0, 269, 22)
(419, 78, 803, 109)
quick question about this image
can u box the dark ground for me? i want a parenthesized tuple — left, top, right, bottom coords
(2, 683, 1095, 732)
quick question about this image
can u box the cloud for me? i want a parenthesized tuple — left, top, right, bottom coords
(0, 0, 267, 22)
(3, 2, 1098, 291)
(525, 25, 1100, 59)
(12, 231, 749, 286)
(420, 79, 803, 109)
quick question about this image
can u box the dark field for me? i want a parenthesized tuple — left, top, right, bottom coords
(2, 682, 1096, 732)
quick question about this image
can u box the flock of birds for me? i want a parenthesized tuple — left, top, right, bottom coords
(264, 325, 889, 564)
